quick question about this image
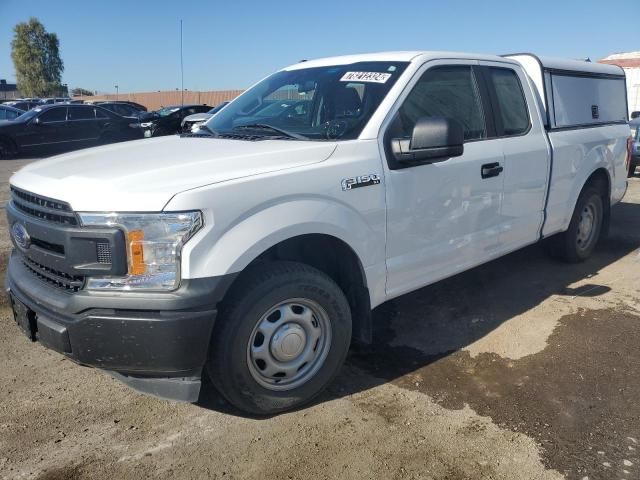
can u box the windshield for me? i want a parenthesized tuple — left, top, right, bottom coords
(15, 109, 40, 122)
(206, 61, 408, 140)
(156, 107, 180, 117)
(207, 102, 228, 115)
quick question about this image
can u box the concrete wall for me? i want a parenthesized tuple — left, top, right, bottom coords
(78, 89, 244, 110)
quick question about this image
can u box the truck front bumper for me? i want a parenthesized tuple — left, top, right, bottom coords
(6, 251, 234, 402)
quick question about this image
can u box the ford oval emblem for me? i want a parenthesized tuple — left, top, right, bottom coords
(11, 223, 30, 250)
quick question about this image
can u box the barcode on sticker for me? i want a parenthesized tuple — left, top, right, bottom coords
(340, 72, 392, 83)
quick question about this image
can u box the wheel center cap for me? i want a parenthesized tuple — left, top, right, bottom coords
(271, 324, 306, 362)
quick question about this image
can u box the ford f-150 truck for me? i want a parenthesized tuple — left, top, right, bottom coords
(5, 52, 630, 415)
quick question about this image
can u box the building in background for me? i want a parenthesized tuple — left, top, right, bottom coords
(0, 79, 19, 100)
(599, 52, 640, 117)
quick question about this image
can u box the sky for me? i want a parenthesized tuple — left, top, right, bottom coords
(0, 0, 636, 94)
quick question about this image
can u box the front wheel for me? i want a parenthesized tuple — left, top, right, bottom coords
(207, 261, 352, 415)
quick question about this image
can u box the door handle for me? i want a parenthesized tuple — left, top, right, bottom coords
(481, 162, 503, 179)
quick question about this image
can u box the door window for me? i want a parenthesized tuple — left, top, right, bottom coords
(117, 104, 136, 116)
(488, 68, 530, 136)
(68, 106, 95, 120)
(396, 66, 486, 141)
(38, 108, 67, 123)
(95, 107, 110, 119)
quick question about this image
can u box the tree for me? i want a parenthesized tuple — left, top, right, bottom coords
(71, 87, 94, 97)
(11, 18, 64, 97)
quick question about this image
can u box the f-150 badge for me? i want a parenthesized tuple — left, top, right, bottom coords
(341, 174, 381, 191)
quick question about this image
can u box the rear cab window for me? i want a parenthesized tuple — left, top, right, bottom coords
(486, 67, 530, 136)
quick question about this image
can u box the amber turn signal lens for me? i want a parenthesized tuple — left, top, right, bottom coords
(128, 230, 145, 275)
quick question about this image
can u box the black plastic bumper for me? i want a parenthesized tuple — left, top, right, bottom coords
(6, 251, 235, 401)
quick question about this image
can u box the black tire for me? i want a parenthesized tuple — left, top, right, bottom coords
(546, 185, 604, 263)
(629, 163, 637, 178)
(207, 261, 352, 415)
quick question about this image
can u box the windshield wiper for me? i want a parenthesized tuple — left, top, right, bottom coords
(233, 124, 307, 140)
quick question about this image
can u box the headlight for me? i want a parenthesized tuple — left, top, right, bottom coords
(140, 122, 154, 128)
(191, 122, 203, 132)
(79, 211, 203, 291)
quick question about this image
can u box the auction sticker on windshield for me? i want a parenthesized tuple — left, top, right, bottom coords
(340, 72, 392, 83)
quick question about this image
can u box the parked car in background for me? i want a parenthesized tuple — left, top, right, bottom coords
(97, 102, 146, 118)
(139, 104, 210, 137)
(5, 100, 41, 111)
(0, 104, 25, 121)
(0, 104, 142, 158)
(42, 97, 71, 104)
(180, 102, 229, 133)
(629, 118, 640, 176)
(92, 100, 147, 112)
(12, 98, 43, 104)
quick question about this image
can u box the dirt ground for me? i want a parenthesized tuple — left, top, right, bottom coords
(1, 158, 639, 480)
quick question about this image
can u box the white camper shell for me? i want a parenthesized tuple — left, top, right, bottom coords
(506, 54, 628, 128)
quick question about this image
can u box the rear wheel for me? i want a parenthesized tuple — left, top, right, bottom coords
(207, 261, 352, 415)
(546, 185, 604, 262)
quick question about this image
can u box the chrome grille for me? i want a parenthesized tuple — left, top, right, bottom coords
(96, 242, 112, 264)
(10, 187, 78, 226)
(22, 257, 85, 292)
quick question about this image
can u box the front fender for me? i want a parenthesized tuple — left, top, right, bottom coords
(180, 196, 384, 282)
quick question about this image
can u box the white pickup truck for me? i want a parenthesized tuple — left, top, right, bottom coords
(6, 51, 630, 415)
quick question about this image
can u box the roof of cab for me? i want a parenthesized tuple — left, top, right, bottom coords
(283, 51, 519, 71)
(283, 51, 625, 77)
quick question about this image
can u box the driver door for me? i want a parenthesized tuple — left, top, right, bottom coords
(16, 106, 68, 152)
(383, 61, 506, 298)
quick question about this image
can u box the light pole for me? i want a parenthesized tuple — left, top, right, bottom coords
(180, 19, 184, 107)
(115, 85, 119, 100)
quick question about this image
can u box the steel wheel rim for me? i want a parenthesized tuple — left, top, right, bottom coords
(576, 201, 598, 251)
(247, 298, 332, 391)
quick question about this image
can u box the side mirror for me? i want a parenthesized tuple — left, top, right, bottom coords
(390, 116, 464, 164)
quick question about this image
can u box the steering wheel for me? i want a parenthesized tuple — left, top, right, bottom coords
(323, 120, 348, 139)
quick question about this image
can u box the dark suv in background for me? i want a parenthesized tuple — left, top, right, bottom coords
(139, 104, 210, 137)
(0, 104, 142, 158)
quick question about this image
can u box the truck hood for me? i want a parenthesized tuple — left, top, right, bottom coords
(10, 135, 337, 212)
